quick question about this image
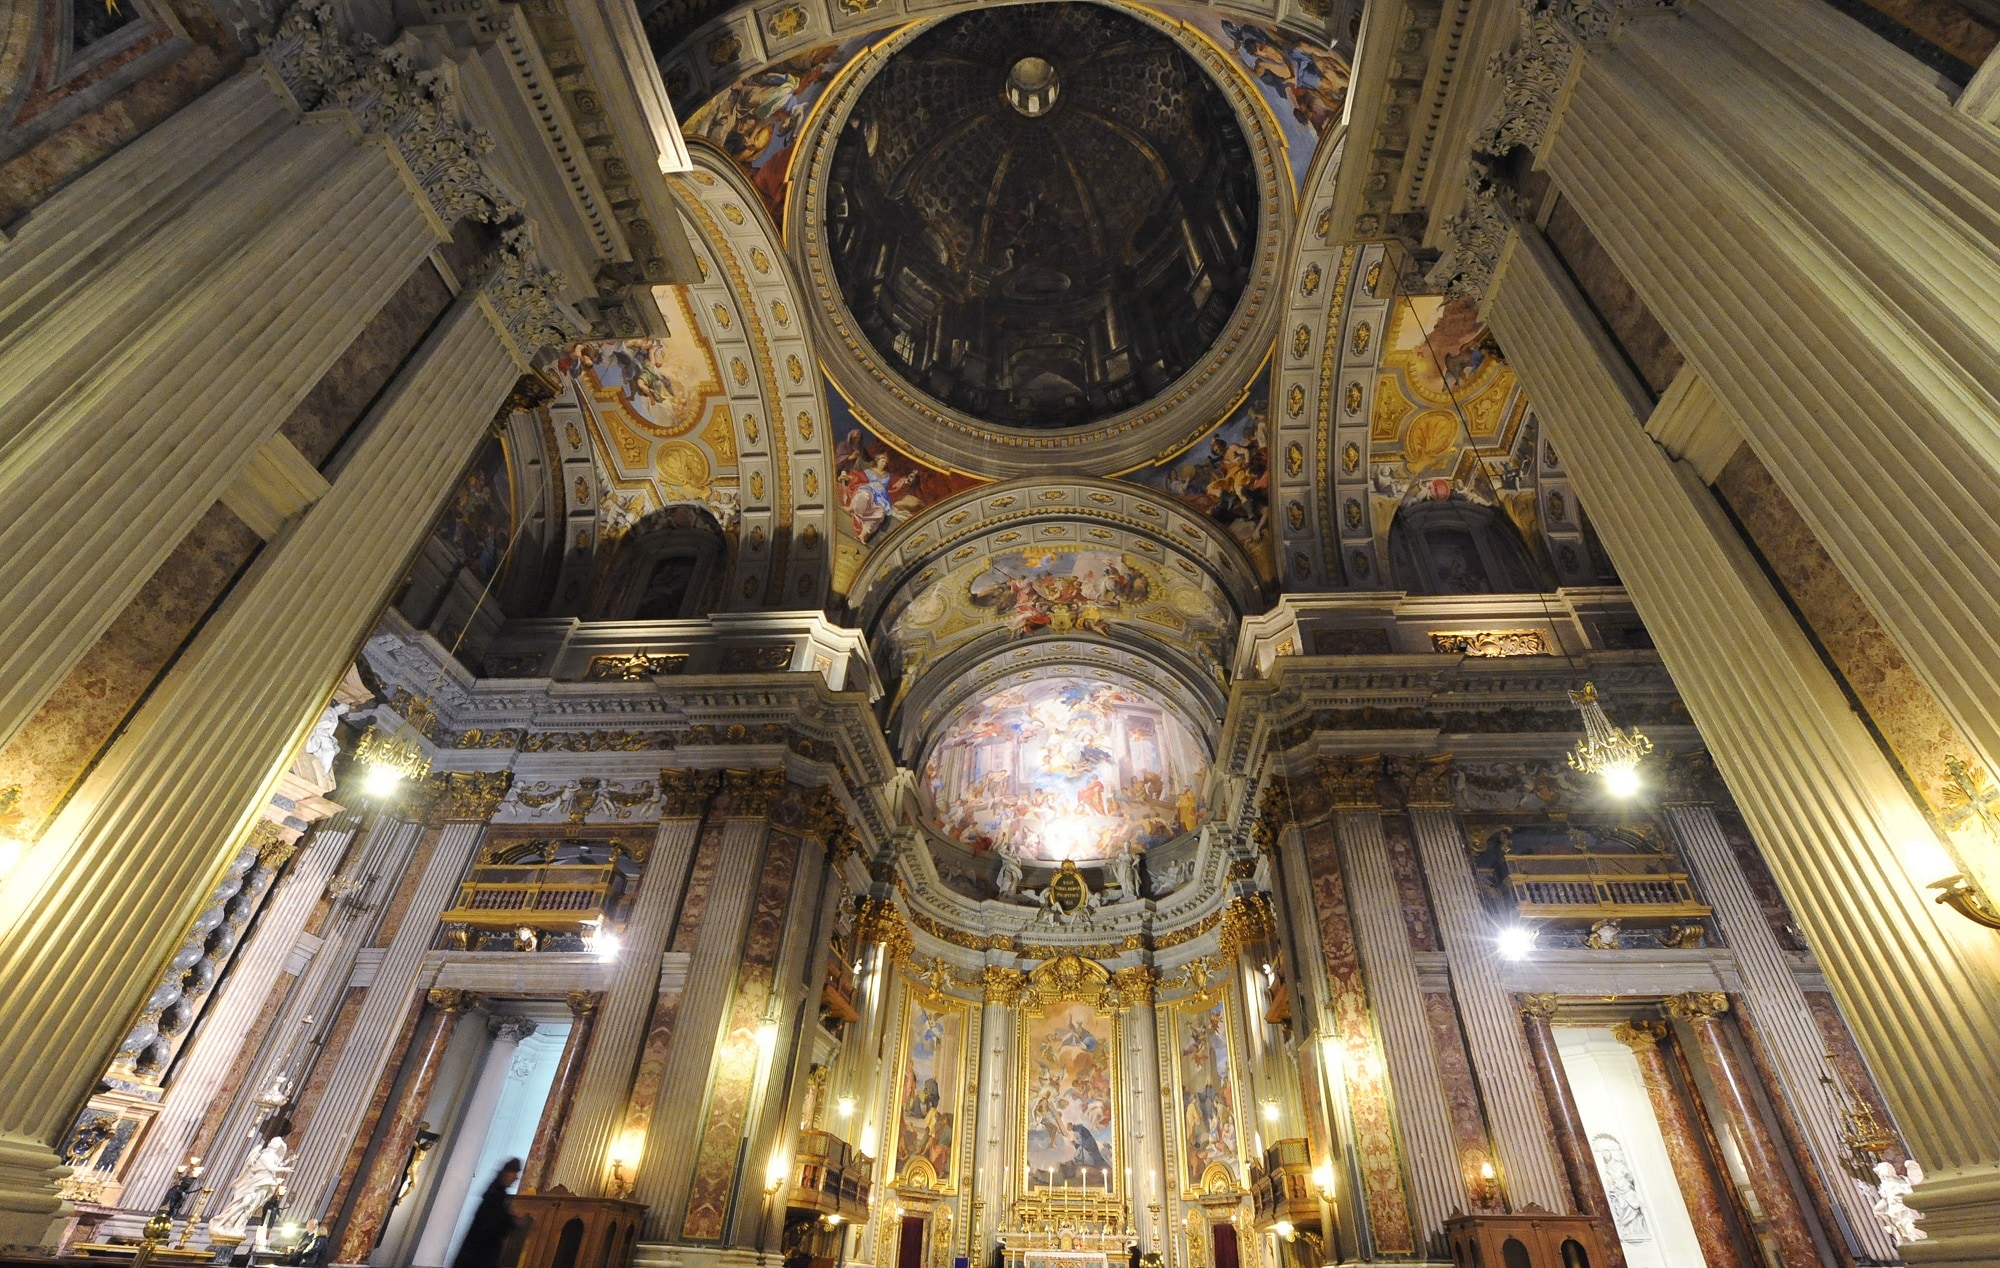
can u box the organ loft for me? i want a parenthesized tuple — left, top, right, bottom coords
(3, 1, 2000, 1267)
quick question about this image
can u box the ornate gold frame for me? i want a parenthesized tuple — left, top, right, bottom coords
(1016, 956, 1126, 1208)
(887, 968, 973, 1194)
(1162, 981, 1247, 1199)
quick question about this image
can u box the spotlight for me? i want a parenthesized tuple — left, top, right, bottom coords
(362, 764, 404, 798)
(836, 1096, 855, 1119)
(1601, 764, 1640, 797)
(1497, 926, 1538, 961)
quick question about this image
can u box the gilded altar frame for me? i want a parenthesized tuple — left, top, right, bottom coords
(1160, 974, 1248, 1199)
(1015, 956, 1129, 1209)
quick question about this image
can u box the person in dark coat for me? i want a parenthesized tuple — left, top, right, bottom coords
(451, 1159, 523, 1268)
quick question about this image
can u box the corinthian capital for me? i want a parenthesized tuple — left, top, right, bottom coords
(483, 223, 588, 360)
(1664, 990, 1729, 1023)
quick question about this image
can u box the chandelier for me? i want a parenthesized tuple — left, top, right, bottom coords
(1566, 682, 1651, 796)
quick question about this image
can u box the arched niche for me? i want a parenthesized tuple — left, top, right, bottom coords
(1386, 498, 1546, 595)
(583, 504, 731, 620)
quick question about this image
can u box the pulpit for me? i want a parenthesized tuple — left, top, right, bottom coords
(510, 1190, 646, 1268)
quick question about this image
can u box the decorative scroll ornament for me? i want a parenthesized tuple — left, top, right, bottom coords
(260, 3, 516, 226)
(1431, 629, 1548, 658)
(1610, 1019, 1667, 1051)
(1565, 682, 1653, 795)
(421, 770, 513, 823)
(427, 987, 485, 1013)
(1108, 965, 1156, 1008)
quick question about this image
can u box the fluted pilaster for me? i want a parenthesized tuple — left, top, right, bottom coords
(1404, 805, 1569, 1213)
(1333, 810, 1462, 1244)
(1484, 221, 2000, 1248)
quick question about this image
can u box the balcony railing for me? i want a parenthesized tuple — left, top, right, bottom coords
(439, 863, 624, 933)
(1249, 1138, 1320, 1230)
(1501, 851, 1709, 924)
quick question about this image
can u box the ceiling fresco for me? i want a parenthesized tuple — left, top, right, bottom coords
(922, 675, 1210, 863)
(1115, 361, 1274, 583)
(829, 382, 983, 598)
(821, 3, 1262, 432)
(552, 289, 742, 544)
(1171, 9, 1348, 185)
(680, 34, 884, 224)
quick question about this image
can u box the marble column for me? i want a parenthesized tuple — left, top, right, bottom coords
(1333, 808, 1463, 1243)
(0, 67, 442, 753)
(290, 815, 497, 1216)
(1613, 1021, 1748, 1268)
(544, 815, 701, 1198)
(1116, 969, 1166, 1254)
(626, 812, 770, 1235)
(1482, 220, 2000, 1251)
(523, 993, 600, 1194)
(409, 1016, 535, 1268)
(197, 817, 431, 1209)
(974, 966, 1021, 1259)
(1516, 996, 1618, 1264)
(1541, 0, 2000, 858)
(1660, 795, 1879, 1253)
(1665, 993, 1816, 1268)
(1401, 798, 1568, 1214)
(333, 988, 483, 1263)
(0, 279, 528, 1240)
(116, 816, 360, 1212)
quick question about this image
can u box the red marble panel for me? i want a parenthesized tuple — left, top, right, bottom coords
(1299, 818, 1415, 1255)
(680, 832, 801, 1240)
(1381, 816, 1440, 951)
(622, 825, 725, 1137)
(1422, 991, 1499, 1211)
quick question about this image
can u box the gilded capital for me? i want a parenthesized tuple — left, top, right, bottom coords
(250, 819, 300, 870)
(658, 769, 721, 818)
(981, 966, 1026, 1007)
(1110, 966, 1157, 1007)
(566, 990, 601, 1018)
(422, 770, 513, 824)
(1612, 1020, 1668, 1052)
(1664, 991, 1729, 1024)
(1218, 893, 1278, 958)
(1388, 753, 1456, 808)
(1253, 780, 1293, 855)
(854, 896, 914, 962)
(1518, 993, 1562, 1022)
(1318, 755, 1385, 809)
(720, 768, 789, 818)
(427, 988, 485, 1014)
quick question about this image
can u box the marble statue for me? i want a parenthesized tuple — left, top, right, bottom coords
(1590, 1134, 1650, 1241)
(1149, 857, 1194, 897)
(1867, 1158, 1927, 1242)
(994, 845, 1025, 900)
(209, 1137, 294, 1240)
(1106, 846, 1140, 903)
(303, 703, 347, 776)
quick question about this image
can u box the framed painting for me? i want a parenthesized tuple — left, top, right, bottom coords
(1017, 957, 1121, 1195)
(1165, 985, 1243, 1193)
(889, 979, 969, 1191)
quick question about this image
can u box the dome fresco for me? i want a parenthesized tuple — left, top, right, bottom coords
(922, 676, 1210, 864)
(822, 3, 1260, 431)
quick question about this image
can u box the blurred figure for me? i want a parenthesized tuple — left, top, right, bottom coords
(450, 1159, 522, 1268)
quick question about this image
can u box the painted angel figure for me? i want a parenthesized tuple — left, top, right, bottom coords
(1868, 1158, 1927, 1243)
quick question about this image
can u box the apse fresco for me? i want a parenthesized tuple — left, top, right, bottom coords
(1174, 994, 1240, 1187)
(435, 436, 513, 582)
(1024, 1000, 1117, 1188)
(923, 676, 1209, 862)
(1175, 10, 1348, 184)
(684, 36, 882, 222)
(1120, 371, 1273, 580)
(830, 383, 981, 594)
(969, 549, 1156, 639)
(894, 995, 964, 1186)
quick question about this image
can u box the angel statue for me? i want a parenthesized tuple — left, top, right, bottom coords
(209, 1137, 294, 1241)
(1865, 1158, 1927, 1243)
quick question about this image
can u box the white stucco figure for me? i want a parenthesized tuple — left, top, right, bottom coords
(302, 703, 347, 776)
(1590, 1134, 1650, 1241)
(994, 845, 1025, 899)
(209, 1137, 294, 1240)
(1868, 1158, 1927, 1243)
(1106, 846, 1140, 902)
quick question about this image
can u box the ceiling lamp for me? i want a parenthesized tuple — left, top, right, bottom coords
(1566, 682, 1652, 796)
